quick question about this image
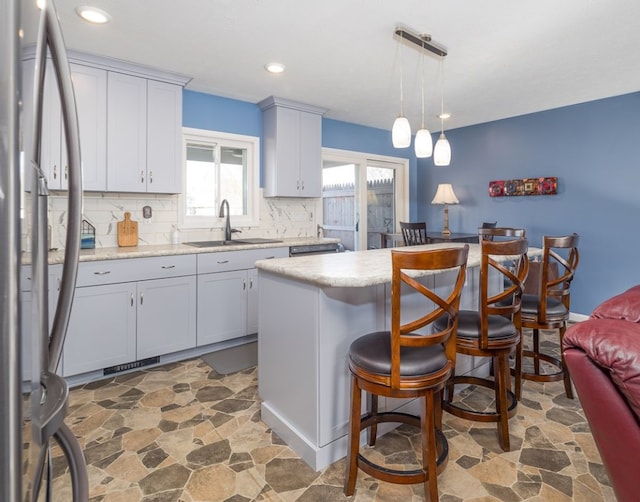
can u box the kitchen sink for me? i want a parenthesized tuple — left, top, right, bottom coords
(183, 238, 283, 248)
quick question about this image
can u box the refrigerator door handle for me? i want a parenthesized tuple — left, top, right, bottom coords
(28, 2, 89, 501)
(42, 1, 83, 373)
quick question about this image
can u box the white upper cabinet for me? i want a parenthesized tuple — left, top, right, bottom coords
(107, 75, 183, 193)
(106, 72, 148, 192)
(259, 96, 326, 197)
(22, 59, 107, 191)
(21, 47, 190, 194)
(146, 80, 183, 193)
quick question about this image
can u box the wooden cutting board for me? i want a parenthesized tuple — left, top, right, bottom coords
(117, 212, 138, 247)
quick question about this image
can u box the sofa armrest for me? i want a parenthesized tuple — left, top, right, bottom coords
(591, 284, 640, 322)
(564, 346, 640, 502)
(564, 319, 640, 421)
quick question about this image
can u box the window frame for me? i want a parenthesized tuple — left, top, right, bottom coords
(179, 127, 260, 230)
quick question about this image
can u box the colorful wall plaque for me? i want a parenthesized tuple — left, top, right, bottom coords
(489, 177, 557, 197)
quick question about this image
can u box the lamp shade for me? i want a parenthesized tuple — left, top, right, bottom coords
(431, 183, 459, 205)
(433, 132, 451, 166)
(414, 128, 433, 158)
(392, 116, 411, 148)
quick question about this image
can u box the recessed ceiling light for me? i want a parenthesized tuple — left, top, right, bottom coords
(264, 62, 285, 74)
(438, 112, 451, 120)
(75, 6, 112, 24)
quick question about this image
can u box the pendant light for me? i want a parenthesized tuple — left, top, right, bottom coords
(392, 33, 411, 148)
(414, 49, 433, 158)
(433, 59, 451, 166)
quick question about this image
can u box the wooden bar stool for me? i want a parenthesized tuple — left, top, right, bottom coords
(344, 246, 469, 502)
(435, 235, 529, 451)
(519, 234, 579, 398)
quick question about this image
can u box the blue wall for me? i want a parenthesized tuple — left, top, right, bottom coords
(183, 89, 640, 314)
(420, 92, 640, 314)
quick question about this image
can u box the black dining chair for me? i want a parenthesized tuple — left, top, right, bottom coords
(400, 221, 429, 246)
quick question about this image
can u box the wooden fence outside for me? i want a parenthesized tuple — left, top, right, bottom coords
(322, 180, 394, 250)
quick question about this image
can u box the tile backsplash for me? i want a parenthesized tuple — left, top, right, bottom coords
(22, 190, 320, 251)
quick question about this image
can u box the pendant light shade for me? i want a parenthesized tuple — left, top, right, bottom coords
(434, 59, 451, 166)
(415, 128, 433, 158)
(433, 132, 451, 166)
(392, 116, 411, 148)
(392, 32, 411, 148)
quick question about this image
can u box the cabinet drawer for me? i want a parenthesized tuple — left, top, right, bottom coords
(76, 254, 196, 286)
(197, 247, 288, 274)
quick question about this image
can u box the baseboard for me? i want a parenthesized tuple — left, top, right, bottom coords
(570, 312, 589, 323)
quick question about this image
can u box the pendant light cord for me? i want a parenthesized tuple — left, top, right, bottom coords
(420, 51, 425, 128)
(399, 33, 404, 116)
(439, 59, 445, 133)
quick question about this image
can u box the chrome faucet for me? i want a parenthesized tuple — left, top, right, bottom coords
(219, 199, 232, 241)
(219, 199, 241, 241)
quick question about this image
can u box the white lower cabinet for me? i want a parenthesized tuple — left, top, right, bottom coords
(62, 255, 196, 377)
(20, 265, 61, 381)
(137, 275, 196, 359)
(63, 282, 137, 376)
(196, 247, 289, 346)
(197, 270, 248, 345)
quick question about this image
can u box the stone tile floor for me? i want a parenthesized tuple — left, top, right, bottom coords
(37, 330, 615, 501)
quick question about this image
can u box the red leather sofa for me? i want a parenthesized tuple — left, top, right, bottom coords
(563, 285, 640, 502)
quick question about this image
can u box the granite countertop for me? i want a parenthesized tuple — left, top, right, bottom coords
(255, 243, 543, 288)
(23, 237, 339, 265)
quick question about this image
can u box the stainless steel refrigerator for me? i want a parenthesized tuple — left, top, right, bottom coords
(1, 0, 87, 500)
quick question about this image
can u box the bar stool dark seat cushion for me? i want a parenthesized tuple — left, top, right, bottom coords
(520, 294, 568, 319)
(453, 311, 517, 340)
(350, 332, 448, 377)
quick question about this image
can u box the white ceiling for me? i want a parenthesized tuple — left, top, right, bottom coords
(24, 0, 640, 133)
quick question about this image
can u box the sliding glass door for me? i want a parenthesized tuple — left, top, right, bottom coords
(321, 149, 408, 251)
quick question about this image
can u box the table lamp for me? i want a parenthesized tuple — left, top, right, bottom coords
(431, 183, 459, 235)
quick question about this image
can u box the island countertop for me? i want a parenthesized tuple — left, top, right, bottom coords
(256, 243, 541, 288)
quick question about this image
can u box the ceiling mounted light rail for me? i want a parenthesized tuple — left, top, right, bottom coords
(393, 26, 448, 57)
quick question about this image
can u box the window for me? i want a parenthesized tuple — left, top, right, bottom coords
(321, 148, 408, 251)
(180, 128, 259, 229)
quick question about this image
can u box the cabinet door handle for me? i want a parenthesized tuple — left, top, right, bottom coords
(243, 279, 246, 290)
(141, 170, 145, 183)
(149, 170, 153, 183)
(130, 293, 134, 307)
(53, 165, 57, 179)
(140, 292, 143, 305)
(296, 180, 300, 190)
(217, 260, 229, 264)
(264, 256, 275, 260)
(301, 180, 304, 191)
(161, 265, 175, 269)
(64, 165, 68, 180)
(249, 278, 253, 289)
(93, 270, 111, 275)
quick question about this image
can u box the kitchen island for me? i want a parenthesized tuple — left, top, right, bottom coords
(256, 243, 537, 470)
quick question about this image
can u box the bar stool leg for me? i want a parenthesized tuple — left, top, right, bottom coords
(368, 394, 379, 446)
(558, 325, 574, 399)
(421, 391, 439, 502)
(495, 353, 511, 451)
(532, 329, 541, 374)
(344, 375, 361, 496)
